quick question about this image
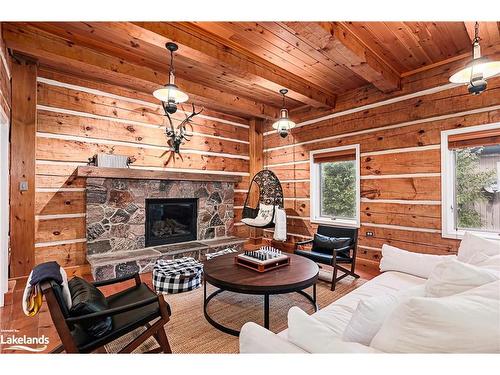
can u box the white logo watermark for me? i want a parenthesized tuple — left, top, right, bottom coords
(1, 329, 49, 352)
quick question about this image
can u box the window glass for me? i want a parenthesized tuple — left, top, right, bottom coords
(454, 145, 500, 232)
(319, 159, 357, 220)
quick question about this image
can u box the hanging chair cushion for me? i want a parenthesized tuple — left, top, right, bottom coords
(241, 203, 275, 227)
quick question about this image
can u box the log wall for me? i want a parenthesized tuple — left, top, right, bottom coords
(263, 73, 500, 272)
(34, 69, 251, 268)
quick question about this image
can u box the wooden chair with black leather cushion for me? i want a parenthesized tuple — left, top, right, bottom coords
(294, 226, 359, 291)
(41, 273, 172, 353)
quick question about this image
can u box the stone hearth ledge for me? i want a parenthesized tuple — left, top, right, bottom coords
(87, 236, 246, 281)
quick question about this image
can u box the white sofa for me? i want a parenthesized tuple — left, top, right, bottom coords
(239, 233, 500, 353)
(239, 270, 425, 353)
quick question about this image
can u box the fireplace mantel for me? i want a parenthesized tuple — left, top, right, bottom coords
(77, 166, 242, 183)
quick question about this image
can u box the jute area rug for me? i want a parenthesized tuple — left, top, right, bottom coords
(106, 276, 365, 354)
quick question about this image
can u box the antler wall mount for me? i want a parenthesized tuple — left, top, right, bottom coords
(165, 103, 203, 154)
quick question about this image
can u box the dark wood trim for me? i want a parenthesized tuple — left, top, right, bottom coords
(76, 166, 242, 183)
(9, 53, 37, 277)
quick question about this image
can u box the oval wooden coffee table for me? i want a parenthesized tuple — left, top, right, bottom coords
(203, 252, 319, 336)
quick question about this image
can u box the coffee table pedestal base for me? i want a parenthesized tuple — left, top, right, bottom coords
(203, 280, 318, 337)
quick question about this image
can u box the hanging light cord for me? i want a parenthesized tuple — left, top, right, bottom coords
(469, 22, 481, 85)
(169, 49, 175, 77)
(282, 92, 286, 108)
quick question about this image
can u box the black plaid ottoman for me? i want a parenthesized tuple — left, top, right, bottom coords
(152, 257, 203, 294)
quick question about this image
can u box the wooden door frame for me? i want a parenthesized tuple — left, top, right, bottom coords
(0, 105, 9, 306)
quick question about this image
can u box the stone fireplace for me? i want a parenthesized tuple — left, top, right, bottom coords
(86, 178, 235, 255)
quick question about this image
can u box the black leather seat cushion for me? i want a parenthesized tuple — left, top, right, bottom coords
(295, 249, 353, 265)
(72, 283, 162, 353)
(311, 233, 352, 255)
(69, 277, 113, 338)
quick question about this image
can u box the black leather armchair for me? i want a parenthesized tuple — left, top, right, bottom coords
(294, 226, 359, 291)
(41, 273, 172, 353)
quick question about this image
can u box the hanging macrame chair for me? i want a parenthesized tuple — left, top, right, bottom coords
(241, 169, 284, 228)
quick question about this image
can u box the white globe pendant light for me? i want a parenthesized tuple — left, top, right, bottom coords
(449, 22, 500, 95)
(272, 89, 296, 138)
(153, 42, 189, 114)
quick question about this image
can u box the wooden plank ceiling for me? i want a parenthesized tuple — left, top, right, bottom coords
(2, 21, 499, 119)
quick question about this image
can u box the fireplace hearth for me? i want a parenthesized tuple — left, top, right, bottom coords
(145, 198, 198, 247)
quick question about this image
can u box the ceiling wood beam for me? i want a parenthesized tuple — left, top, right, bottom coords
(132, 22, 336, 109)
(284, 22, 401, 94)
(3, 23, 280, 120)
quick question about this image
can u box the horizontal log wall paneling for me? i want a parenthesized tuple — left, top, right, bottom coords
(263, 76, 500, 271)
(34, 71, 251, 267)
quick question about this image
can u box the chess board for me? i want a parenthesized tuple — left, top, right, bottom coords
(235, 246, 290, 272)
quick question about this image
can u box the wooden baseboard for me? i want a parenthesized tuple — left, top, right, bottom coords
(355, 258, 381, 277)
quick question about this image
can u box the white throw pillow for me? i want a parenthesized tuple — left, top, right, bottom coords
(458, 232, 500, 270)
(371, 281, 500, 353)
(287, 307, 378, 353)
(256, 203, 274, 221)
(241, 204, 275, 227)
(379, 244, 456, 278)
(425, 258, 500, 298)
(342, 285, 425, 345)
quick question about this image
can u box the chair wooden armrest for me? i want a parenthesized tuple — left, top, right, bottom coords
(332, 245, 352, 253)
(92, 273, 141, 288)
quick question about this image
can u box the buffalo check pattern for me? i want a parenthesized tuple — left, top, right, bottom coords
(153, 257, 203, 294)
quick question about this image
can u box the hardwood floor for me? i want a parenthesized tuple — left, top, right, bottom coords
(0, 257, 378, 354)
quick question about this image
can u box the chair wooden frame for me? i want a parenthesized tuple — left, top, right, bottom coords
(294, 226, 360, 291)
(41, 273, 172, 354)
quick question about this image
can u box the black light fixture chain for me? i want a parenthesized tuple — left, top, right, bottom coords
(473, 21, 480, 44)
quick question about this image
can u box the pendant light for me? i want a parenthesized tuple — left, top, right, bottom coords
(272, 89, 296, 138)
(153, 42, 189, 114)
(449, 22, 500, 95)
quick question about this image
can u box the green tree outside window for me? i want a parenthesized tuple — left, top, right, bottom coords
(455, 148, 496, 229)
(320, 160, 356, 219)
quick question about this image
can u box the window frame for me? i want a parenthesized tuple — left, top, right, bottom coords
(309, 144, 360, 228)
(441, 122, 500, 240)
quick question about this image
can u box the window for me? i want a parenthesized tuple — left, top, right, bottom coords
(310, 145, 360, 227)
(441, 123, 500, 239)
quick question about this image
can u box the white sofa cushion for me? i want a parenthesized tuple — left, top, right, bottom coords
(287, 307, 378, 353)
(371, 280, 500, 353)
(241, 271, 426, 353)
(425, 258, 500, 298)
(342, 285, 425, 345)
(458, 232, 500, 271)
(239, 322, 306, 353)
(379, 244, 456, 278)
(278, 271, 426, 340)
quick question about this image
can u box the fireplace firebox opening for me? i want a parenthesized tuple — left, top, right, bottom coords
(145, 198, 198, 247)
